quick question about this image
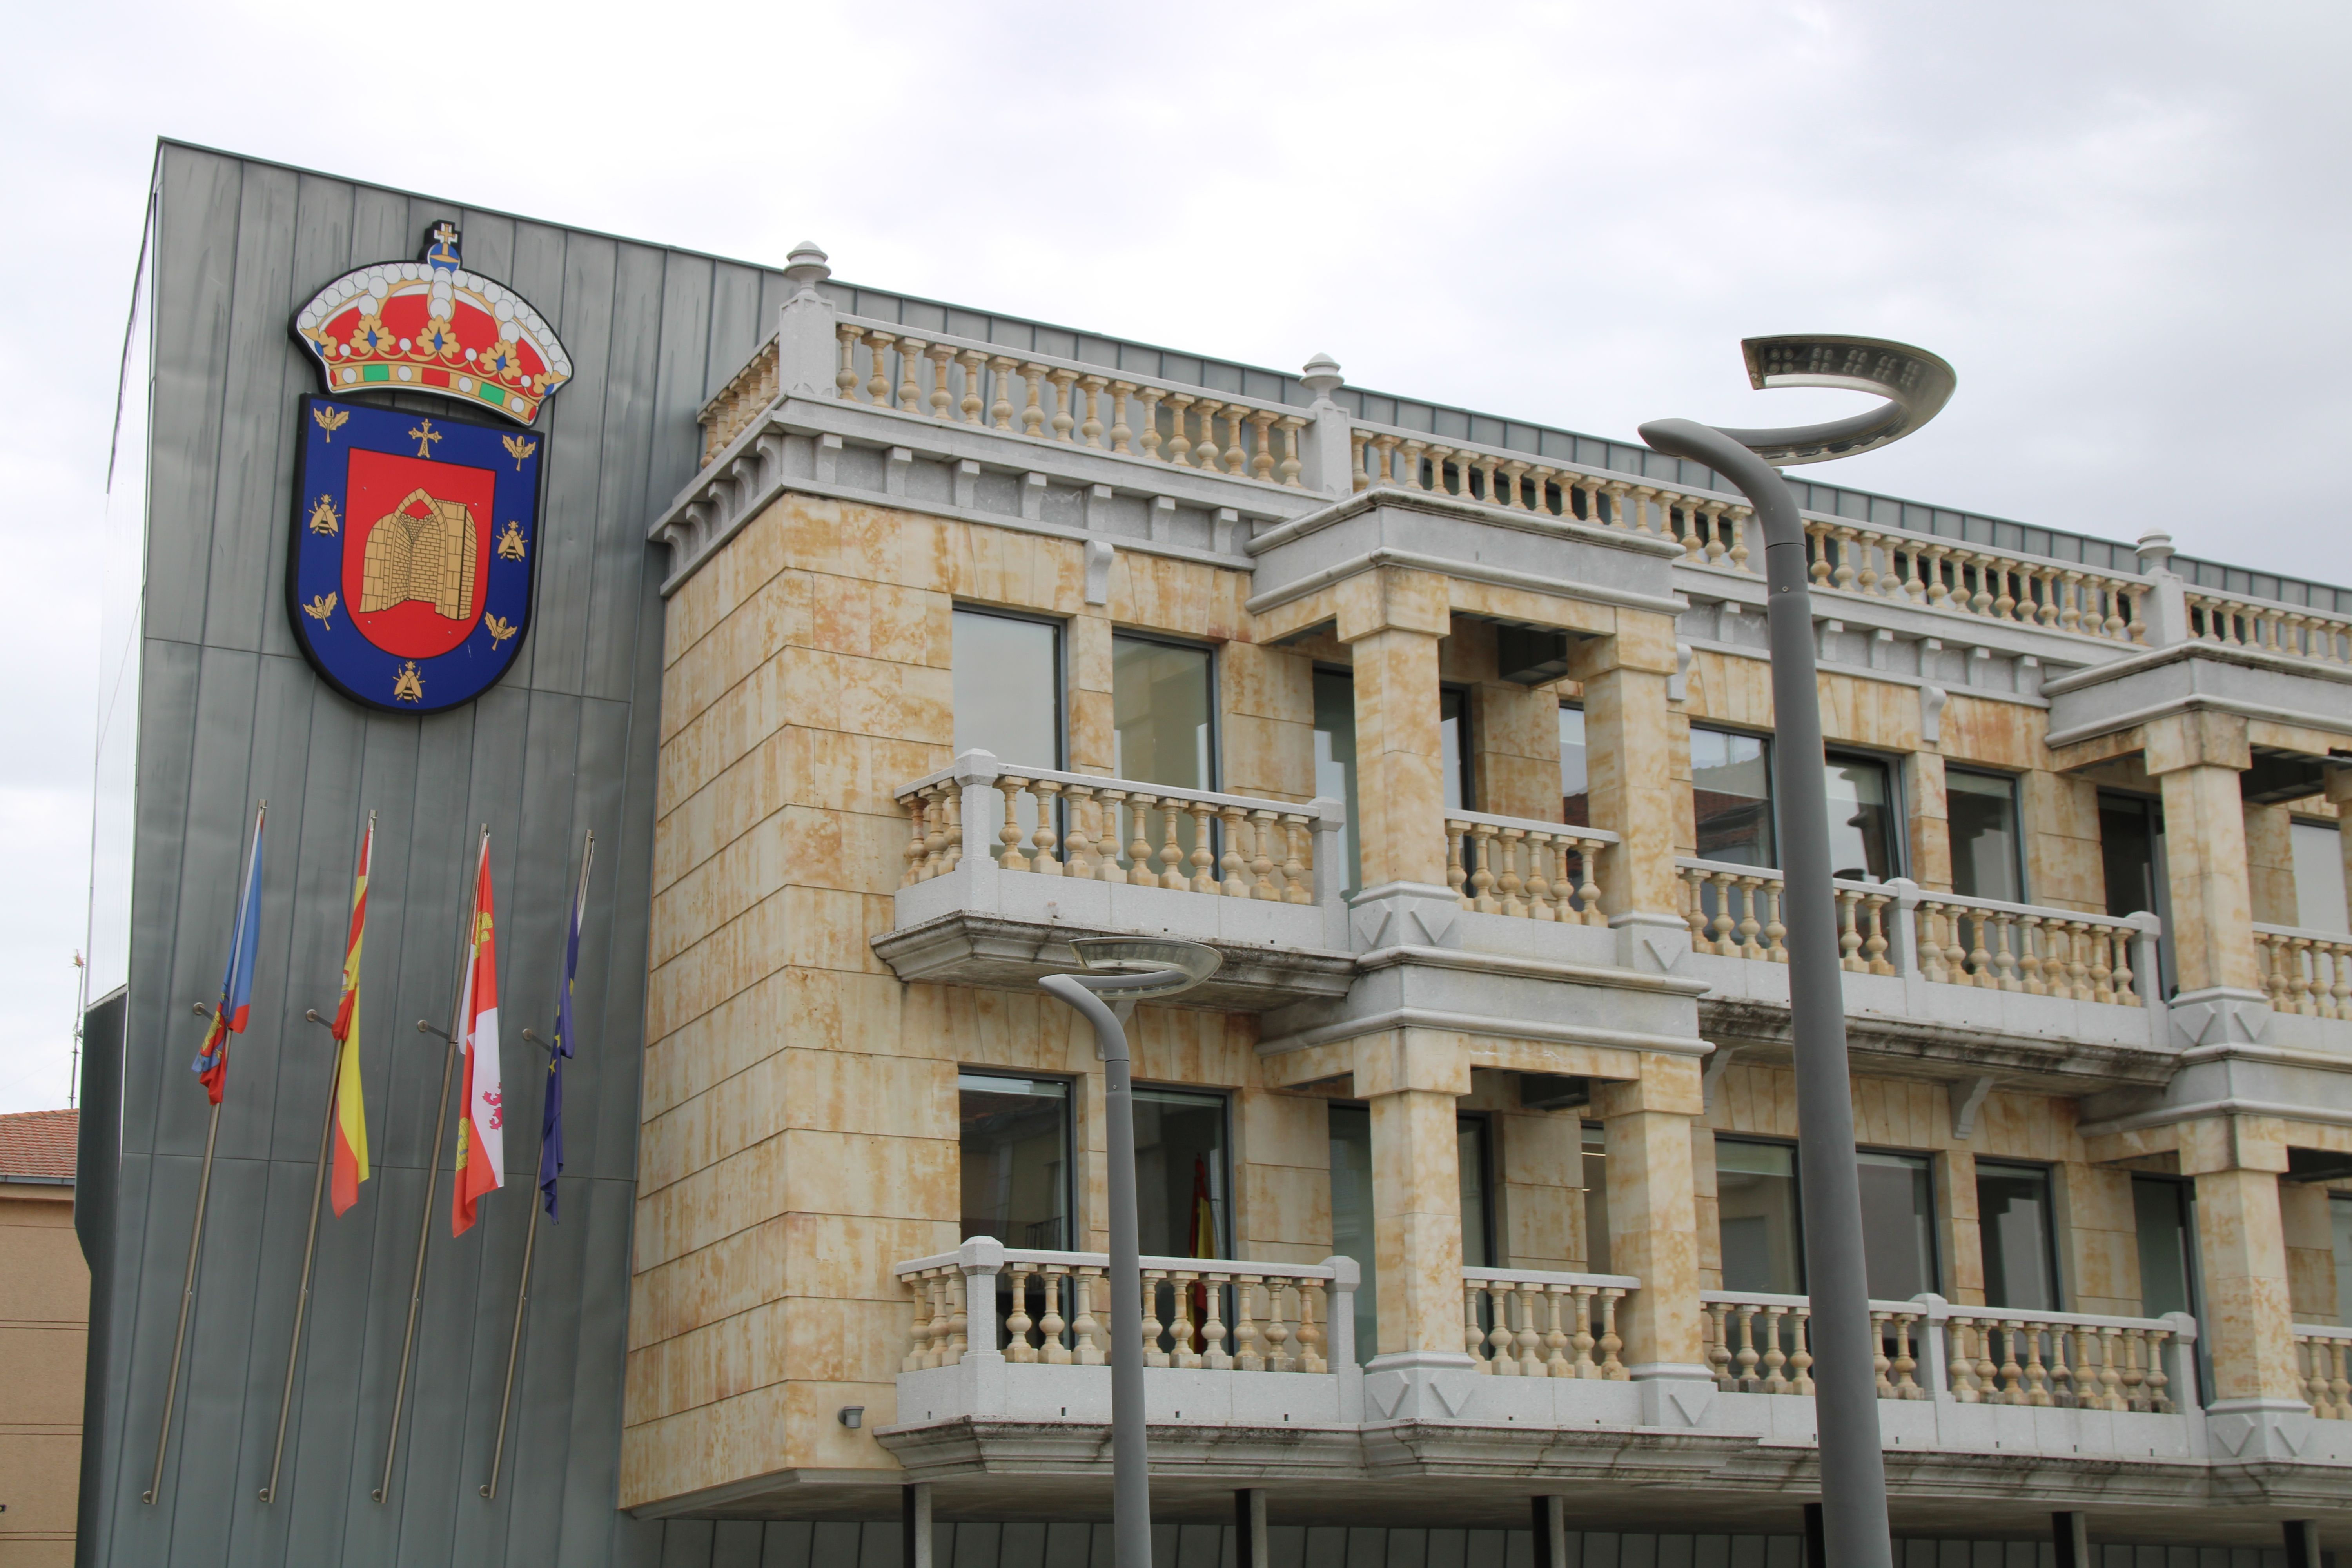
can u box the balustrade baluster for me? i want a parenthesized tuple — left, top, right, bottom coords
(1126, 796, 1158, 887)
(1737, 876, 1766, 958)
(1838, 891, 1866, 971)
(1873, 1310, 1894, 1398)
(1466, 1284, 1490, 1369)
(1169, 1271, 1200, 1368)
(1201, 1277, 1230, 1369)
(1233, 1278, 1263, 1371)
(1107, 382, 1135, 453)
(1072, 1269, 1105, 1364)
(1542, 1286, 1571, 1375)
(1017, 365, 1047, 437)
(1294, 1282, 1326, 1373)
(998, 779, 1031, 870)
(1282, 818, 1313, 905)
(1704, 1301, 1731, 1388)
(1187, 803, 1217, 892)
(1498, 828, 1527, 917)
(862, 331, 895, 406)
(926, 343, 957, 420)
(1451, 823, 1472, 908)
(1031, 780, 1063, 876)
(1762, 1305, 1790, 1393)
(1893, 1314, 1921, 1397)
(1597, 1290, 1626, 1378)
(1471, 824, 1501, 912)
(1040, 1269, 1070, 1364)
(1250, 810, 1280, 900)
(1278, 416, 1307, 488)
(1140, 1270, 1168, 1367)
(1865, 891, 1895, 975)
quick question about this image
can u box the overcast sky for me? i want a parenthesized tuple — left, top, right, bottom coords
(3, 0, 2347, 1112)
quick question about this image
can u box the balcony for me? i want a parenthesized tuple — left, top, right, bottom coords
(1675, 859, 2173, 1089)
(876, 1250, 2349, 1488)
(871, 750, 1355, 1010)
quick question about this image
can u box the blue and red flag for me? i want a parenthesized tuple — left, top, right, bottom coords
(540, 833, 594, 1221)
(192, 804, 267, 1104)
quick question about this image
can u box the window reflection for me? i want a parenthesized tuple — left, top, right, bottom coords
(1856, 1151, 1937, 1299)
(1313, 670, 1360, 898)
(1458, 1116, 1492, 1269)
(2135, 1176, 2196, 1321)
(1947, 768, 2022, 903)
(953, 608, 1062, 852)
(1133, 1087, 1227, 1261)
(1112, 634, 1215, 871)
(1716, 1138, 1803, 1294)
(1977, 1161, 2059, 1311)
(1440, 688, 1473, 811)
(958, 1072, 1070, 1249)
(1328, 1104, 1375, 1362)
(1559, 706, 1589, 828)
(1583, 1121, 1609, 1275)
(2294, 819, 2348, 935)
(1824, 753, 1899, 882)
(1692, 726, 1773, 867)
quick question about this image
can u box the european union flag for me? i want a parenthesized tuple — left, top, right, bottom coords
(541, 834, 594, 1220)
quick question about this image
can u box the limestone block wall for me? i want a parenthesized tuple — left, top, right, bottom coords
(2279, 1179, 2339, 1324)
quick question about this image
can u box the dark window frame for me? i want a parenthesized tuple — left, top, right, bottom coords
(1441, 682, 1477, 812)
(1855, 1144, 1942, 1299)
(1974, 1157, 2065, 1312)
(1713, 1132, 1806, 1294)
(1131, 1080, 1234, 1261)
(1820, 746, 1908, 885)
(1457, 1111, 1496, 1269)
(1690, 721, 1777, 869)
(951, 602, 1070, 772)
(956, 1067, 1077, 1252)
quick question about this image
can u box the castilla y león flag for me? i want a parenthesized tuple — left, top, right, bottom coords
(451, 835, 505, 1236)
(191, 804, 267, 1105)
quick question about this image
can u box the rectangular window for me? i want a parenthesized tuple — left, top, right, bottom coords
(2135, 1175, 2197, 1320)
(2099, 791, 2163, 919)
(954, 608, 1063, 852)
(1976, 1161, 2060, 1311)
(1313, 670, 1361, 898)
(1856, 1152, 1937, 1300)
(958, 1072, 1071, 1249)
(2334, 1195, 2352, 1327)
(1458, 1116, 1492, 1269)
(1716, 1137, 1804, 1294)
(1824, 752, 1901, 883)
(2294, 819, 2349, 935)
(1947, 768, 2023, 903)
(1112, 634, 1214, 790)
(1583, 1122, 1609, 1274)
(1328, 1104, 1375, 1362)
(1560, 705, 1589, 827)
(1692, 726, 1774, 867)
(1133, 1087, 1228, 1261)
(1440, 686, 1474, 811)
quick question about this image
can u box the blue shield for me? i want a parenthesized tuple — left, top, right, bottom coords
(287, 396, 543, 714)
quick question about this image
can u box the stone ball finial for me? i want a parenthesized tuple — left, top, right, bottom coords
(1300, 352, 1344, 401)
(2136, 528, 2176, 573)
(784, 241, 831, 298)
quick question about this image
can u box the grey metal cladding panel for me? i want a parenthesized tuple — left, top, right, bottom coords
(145, 150, 245, 648)
(524, 232, 621, 699)
(577, 694, 656, 1180)
(200, 161, 303, 658)
(652, 254, 718, 501)
(583, 244, 669, 706)
(706, 263, 766, 402)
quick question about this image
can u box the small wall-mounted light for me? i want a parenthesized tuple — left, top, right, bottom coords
(837, 1406, 864, 1430)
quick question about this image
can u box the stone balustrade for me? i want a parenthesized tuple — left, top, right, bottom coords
(1938, 1303, 2187, 1411)
(2294, 1325, 2352, 1417)
(1800, 519, 2146, 646)
(1443, 811, 1617, 925)
(896, 1243, 1350, 1373)
(2254, 923, 2352, 1018)
(1461, 1267, 1635, 1379)
(898, 758, 1325, 902)
(2186, 589, 2352, 665)
(1704, 1292, 2192, 1412)
(1676, 859, 2158, 1006)
(1913, 891, 2147, 1004)
(835, 318, 1310, 488)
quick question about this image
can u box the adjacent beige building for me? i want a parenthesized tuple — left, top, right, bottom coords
(618, 249, 2352, 1545)
(0, 1109, 85, 1567)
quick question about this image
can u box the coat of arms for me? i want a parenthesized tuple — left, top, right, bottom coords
(285, 226, 566, 713)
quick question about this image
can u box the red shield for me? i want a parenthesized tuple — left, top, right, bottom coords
(341, 448, 497, 658)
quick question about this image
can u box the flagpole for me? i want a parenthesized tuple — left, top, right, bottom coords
(477, 1030, 546, 1502)
(258, 1009, 342, 1504)
(374, 825, 484, 1505)
(482, 831, 593, 1500)
(145, 798, 265, 1507)
(142, 1035, 222, 1506)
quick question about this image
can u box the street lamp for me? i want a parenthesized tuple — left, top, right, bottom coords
(1039, 936, 1223, 1568)
(1641, 336, 1956, 1568)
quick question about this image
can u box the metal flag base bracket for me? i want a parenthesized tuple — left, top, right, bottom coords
(1640, 334, 1955, 1568)
(1038, 938, 1222, 1568)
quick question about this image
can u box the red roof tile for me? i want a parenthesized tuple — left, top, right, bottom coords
(0, 1108, 79, 1180)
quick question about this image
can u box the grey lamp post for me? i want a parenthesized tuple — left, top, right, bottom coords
(1640, 336, 1956, 1568)
(1039, 936, 1224, 1568)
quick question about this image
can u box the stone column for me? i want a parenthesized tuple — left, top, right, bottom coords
(1468, 674, 1563, 822)
(1495, 1105, 1584, 1272)
(2145, 712, 2266, 1036)
(1593, 1054, 1712, 1423)
(1338, 567, 1453, 924)
(2279, 1180, 2339, 1325)
(1352, 1029, 1478, 1419)
(1570, 613, 1686, 967)
(2244, 801, 2298, 927)
(2180, 1116, 2308, 1454)
(2327, 770, 2352, 930)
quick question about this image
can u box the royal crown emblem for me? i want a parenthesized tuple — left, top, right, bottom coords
(285, 396, 543, 713)
(292, 224, 573, 425)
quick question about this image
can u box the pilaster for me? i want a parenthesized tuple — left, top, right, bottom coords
(2145, 710, 2265, 1010)
(1592, 1056, 1708, 1406)
(1340, 568, 1450, 891)
(2178, 1116, 2308, 1451)
(1904, 752, 1953, 893)
(1570, 616, 1684, 935)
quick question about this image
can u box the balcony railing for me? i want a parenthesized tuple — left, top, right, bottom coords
(2295, 1325, 2352, 1417)
(1703, 1291, 2195, 1412)
(1443, 811, 1618, 925)
(900, 755, 1329, 902)
(2187, 590, 2352, 666)
(2255, 923, 2352, 1018)
(896, 1240, 1355, 1372)
(1461, 1267, 1636, 1378)
(1675, 858, 2159, 1007)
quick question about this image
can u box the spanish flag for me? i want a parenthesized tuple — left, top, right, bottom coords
(328, 817, 372, 1216)
(452, 835, 505, 1236)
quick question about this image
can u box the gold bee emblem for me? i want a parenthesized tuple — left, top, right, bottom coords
(392, 661, 425, 704)
(307, 494, 339, 535)
(485, 613, 519, 647)
(496, 520, 528, 561)
(301, 591, 338, 629)
(501, 435, 538, 470)
(312, 406, 350, 441)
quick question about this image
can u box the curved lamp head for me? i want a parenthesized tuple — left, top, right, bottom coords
(1061, 936, 1223, 1002)
(1711, 334, 1956, 467)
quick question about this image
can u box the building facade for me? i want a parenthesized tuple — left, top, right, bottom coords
(74, 143, 2352, 1566)
(2, 1109, 87, 1567)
